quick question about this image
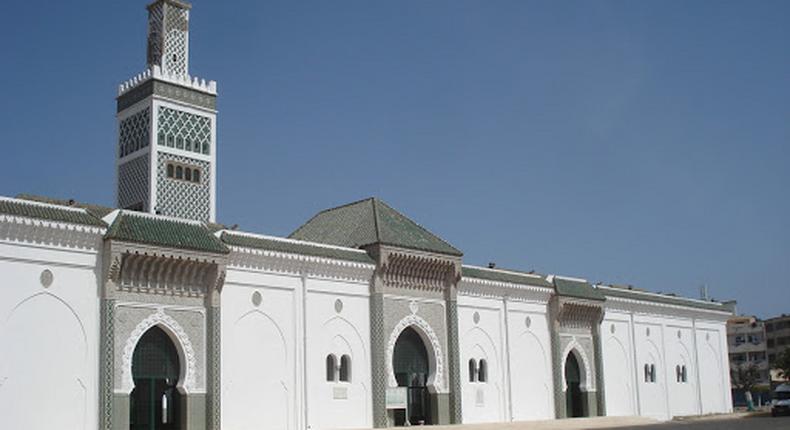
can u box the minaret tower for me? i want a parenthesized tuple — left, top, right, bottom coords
(116, 0, 217, 222)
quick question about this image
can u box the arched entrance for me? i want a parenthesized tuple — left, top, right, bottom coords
(393, 327, 431, 425)
(130, 326, 182, 430)
(564, 352, 585, 418)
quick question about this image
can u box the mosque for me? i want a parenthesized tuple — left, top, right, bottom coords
(0, 1, 733, 429)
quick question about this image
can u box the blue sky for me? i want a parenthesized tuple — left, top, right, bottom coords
(1, 1, 788, 318)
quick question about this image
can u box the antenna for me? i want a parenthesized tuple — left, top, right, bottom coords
(699, 284, 710, 301)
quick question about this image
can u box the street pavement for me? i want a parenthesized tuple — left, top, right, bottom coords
(599, 415, 790, 430)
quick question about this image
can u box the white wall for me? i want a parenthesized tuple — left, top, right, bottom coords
(222, 259, 374, 430)
(457, 288, 554, 424)
(695, 320, 731, 415)
(0, 239, 101, 430)
(222, 269, 299, 430)
(306, 277, 372, 430)
(664, 324, 698, 418)
(602, 301, 732, 421)
(458, 296, 506, 424)
(506, 301, 554, 421)
(601, 311, 637, 417)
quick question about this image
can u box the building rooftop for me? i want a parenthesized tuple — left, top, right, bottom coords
(1, 194, 734, 312)
(289, 197, 463, 256)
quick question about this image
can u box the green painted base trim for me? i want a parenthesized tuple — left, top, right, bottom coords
(111, 394, 129, 430)
(431, 393, 451, 425)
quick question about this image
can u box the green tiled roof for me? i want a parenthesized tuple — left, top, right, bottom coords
(553, 277, 606, 301)
(462, 265, 553, 288)
(221, 232, 374, 264)
(599, 285, 730, 312)
(0, 197, 106, 227)
(106, 212, 228, 254)
(16, 194, 116, 219)
(289, 198, 462, 256)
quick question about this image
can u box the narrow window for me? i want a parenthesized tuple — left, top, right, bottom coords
(469, 359, 477, 382)
(676, 365, 681, 383)
(682, 365, 688, 383)
(158, 132, 165, 146)
(167, 135, 175, 147)
(184, 167, 192, 182)
(340, 355, 351, 382)
(167, 164, 174, 178)
(644, 364, 650, 383)
(478, 359, 488, 383)
(326, 354, 336, 382)
(175, 165, 183, 180)
(185, 138, 192, 152)
(650, 364, 656, 383)
(203, 141, 210, 155)
(176, 136, 184, 149)
(192, 169, 201, 183)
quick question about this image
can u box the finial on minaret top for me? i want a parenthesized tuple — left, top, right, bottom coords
(146, 0, 193, 78)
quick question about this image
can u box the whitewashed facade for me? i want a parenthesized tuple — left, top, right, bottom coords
(0, 2, 734, 430)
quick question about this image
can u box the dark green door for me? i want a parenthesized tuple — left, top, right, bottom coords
(564, 353, 585, 418)
(393, 327, 431, 426)
(130, 326, 181, 430)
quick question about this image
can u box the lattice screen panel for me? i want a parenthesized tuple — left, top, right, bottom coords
(118, 156, 150, 211)
(164, 6, 189, 77)
(119, 107, 151, 158)
(146, 2, 164, 67)
(156, 152, 211, 221)
(157, 107, 211, 155)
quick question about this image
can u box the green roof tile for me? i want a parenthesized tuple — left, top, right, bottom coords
(598, 285, 730, 312)
(553, 277, 606, 301)
(0, 197, 105, 227)
(289, 198, 462, 256)
(462, 265, 553, 288)
(106, 212, 228, 254)
(221, 232, 374, 264)
(16, 194, 116, 219)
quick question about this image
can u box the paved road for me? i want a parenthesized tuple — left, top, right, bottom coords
(600, 416, 790, 430)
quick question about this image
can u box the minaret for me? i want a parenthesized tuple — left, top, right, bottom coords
(115, 0, 217, 222)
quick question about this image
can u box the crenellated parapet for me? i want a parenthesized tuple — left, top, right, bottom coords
(118, 65, 217, 97)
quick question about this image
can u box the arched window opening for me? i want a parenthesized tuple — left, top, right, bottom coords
(192, 169, 200, 183)
(468, 358, 477, 382)
(340, 355, 352, 382)
(175, 166, 183, 180)
(326, 354, 337, 382)
(478, 359, 488, 383)
(166, 164, 174, 178)
(184, 167, 192, 182)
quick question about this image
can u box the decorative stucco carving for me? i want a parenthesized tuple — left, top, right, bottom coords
(121, 308, 197, 394)
(379, 251, 460, 292)
(385, 314, 446, 393)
